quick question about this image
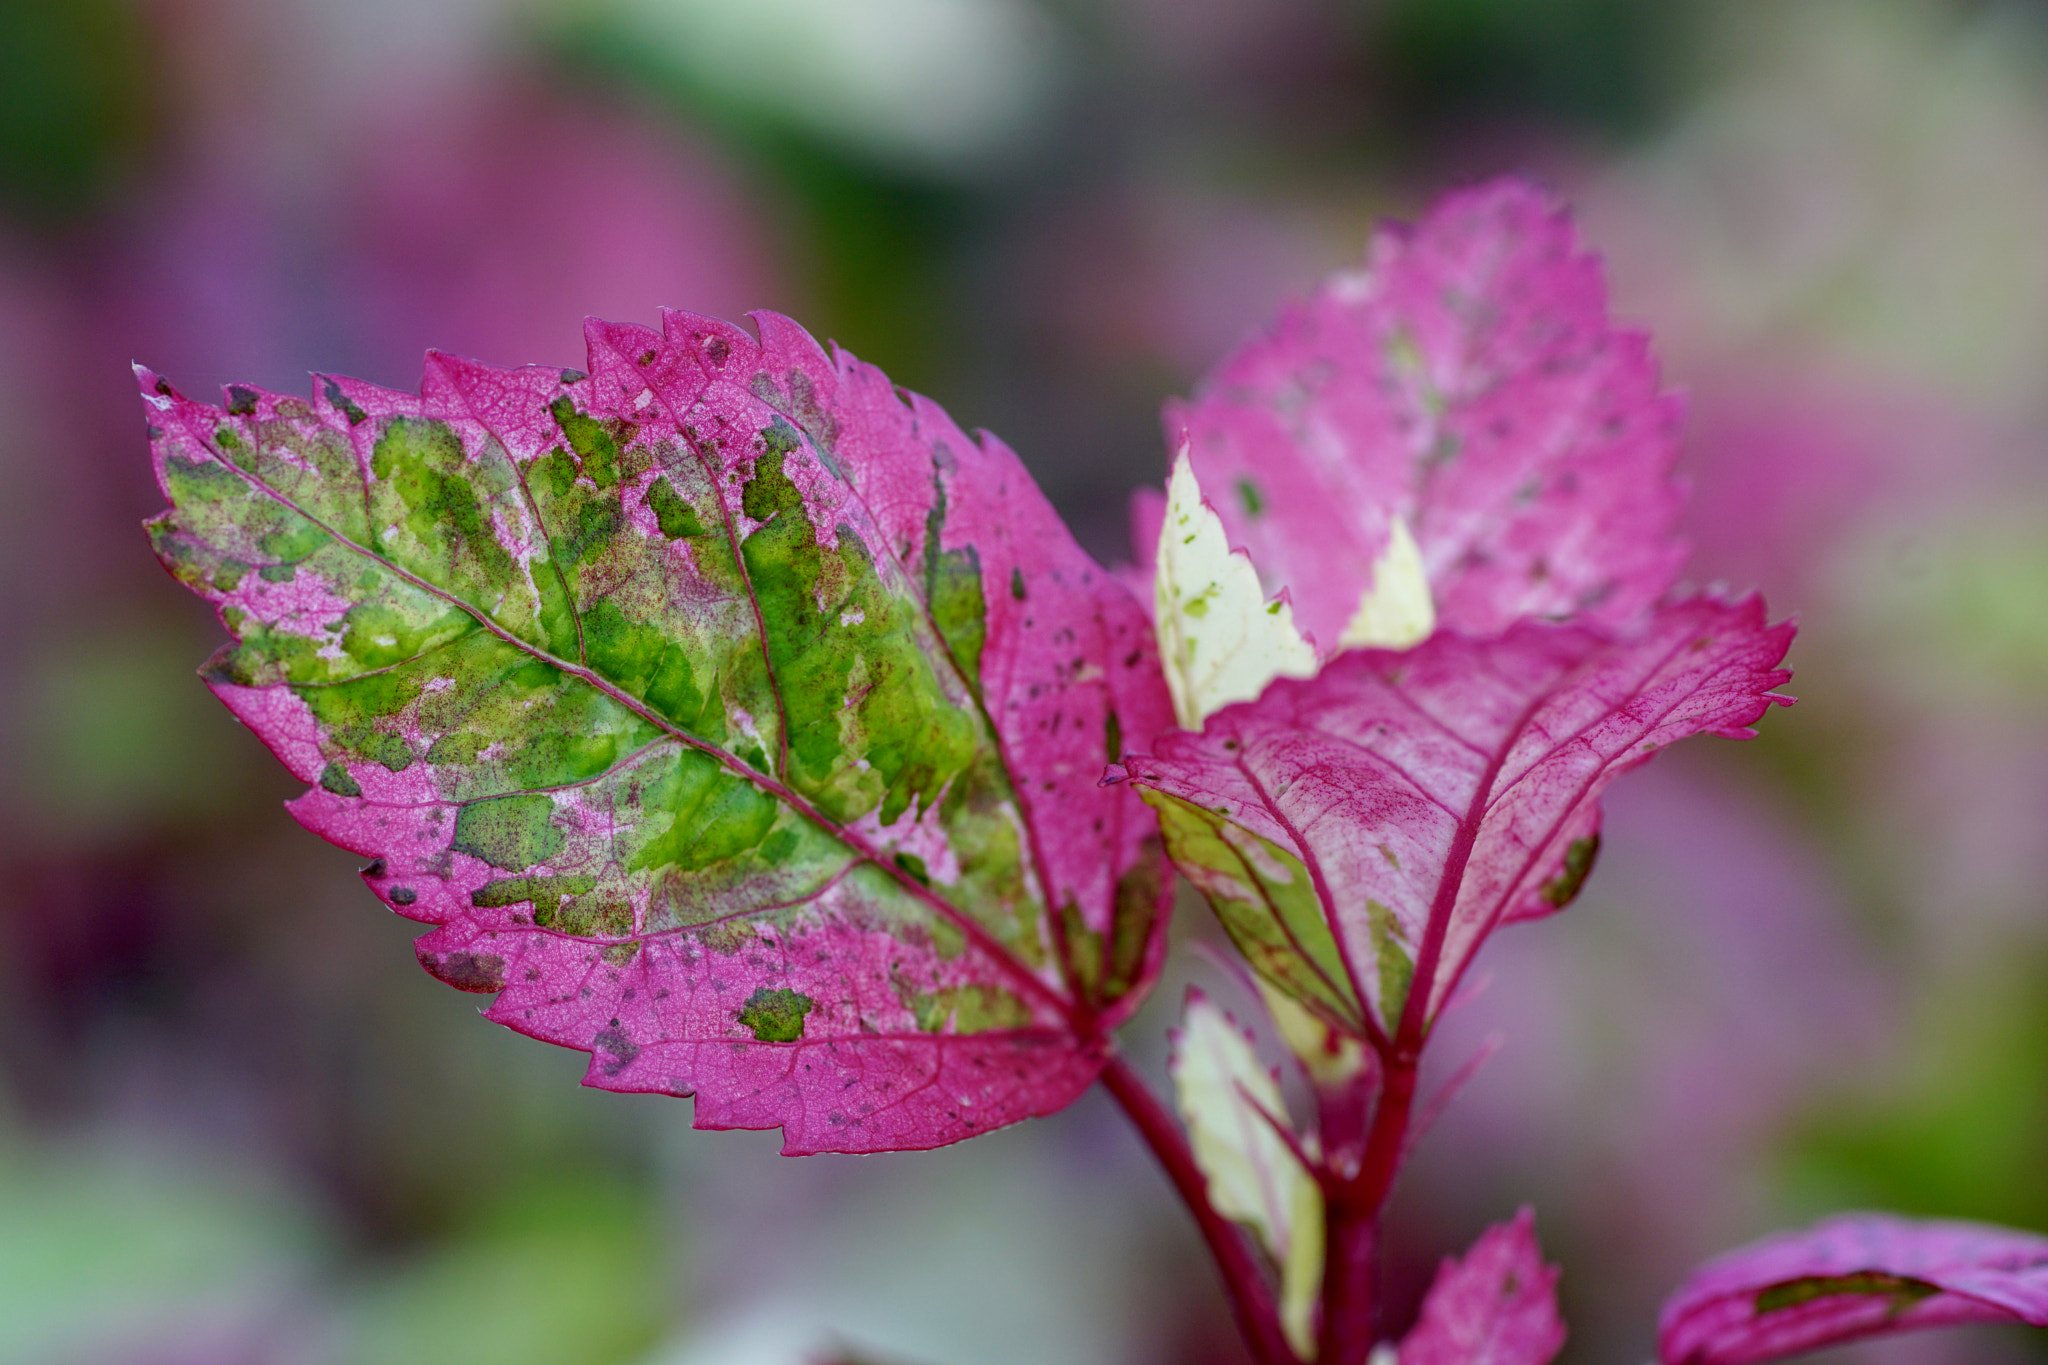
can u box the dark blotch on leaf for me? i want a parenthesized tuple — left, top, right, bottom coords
(390, 887, 418, 906)
(224, 385, 258, 416)
(593, 1021, 640, 1074)
(1010, 567, 1027, 601)
(894, 852, 931, 886)
(427, 951, 505, 993)
(559, 368, 587, 383)
(738, 986, 815, 1042)
(321, 377, 369, 425)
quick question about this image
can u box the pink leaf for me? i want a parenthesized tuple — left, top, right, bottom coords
(1658, 1213, 2048, 1365)
(141, 309, 1173, 1154)
(1399, 1209, 1566, 1365)
(1112, 598, 1792, 1036)
(1162, 177, 1686, 650)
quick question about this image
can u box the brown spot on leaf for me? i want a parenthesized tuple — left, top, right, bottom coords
(427, 951, 505, 993)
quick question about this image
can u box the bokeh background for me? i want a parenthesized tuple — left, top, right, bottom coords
(3, 0, 2047, 1361)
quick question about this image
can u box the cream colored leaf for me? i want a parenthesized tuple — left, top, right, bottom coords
(1170, 991, 1324, 1359)
(1280, 1164, 1325, 1359)
(1339, 515, 1435, 651)
(1155, 451, 1318, 730)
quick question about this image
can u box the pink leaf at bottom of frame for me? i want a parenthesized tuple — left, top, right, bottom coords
(1658, 1212, 2048, 1365)
(1398, 1209, 1566, 1365)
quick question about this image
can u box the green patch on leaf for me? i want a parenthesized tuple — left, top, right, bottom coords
(548, 396, 624, 488)
(551, 894, 633, 938)
(1059, 838, 1164, 1005)
(738, 986, 815, 1042)
(370, 417, 521, 598)
(471, 874, 600, 924)
(643, 475, 707, 539)
(1755, 1272, 1941, 1317)
(1539, 834, 1600, 909)
(629, 747, 781, 874)
(452, 793, 565, 871)
(1143, 790, 1363, 1032)
(427, 731, 486, 765)
(319, 760, 360, 797)
(739, 433, 981, 827)
(1366, 899, 1413, 1024)
(922, 473, 987, 696)
(903, 983, 1032, 1034)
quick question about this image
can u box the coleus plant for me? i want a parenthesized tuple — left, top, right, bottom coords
(140, 179, 2048, 1364)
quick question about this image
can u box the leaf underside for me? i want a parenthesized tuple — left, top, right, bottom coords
(1119, 599, 1794, 1038)
(1658, 1213, 2048, 1365)
(142, 308, 1173, 1154)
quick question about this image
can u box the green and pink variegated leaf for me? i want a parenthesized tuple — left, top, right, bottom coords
(1111, 598, 1792, 1039)
(141, 309, 1173, 1154)
(1158, 177, 1686, 652)
(1398, 1210, 1565, 1365)
(1659, 1214, 2048, 1365)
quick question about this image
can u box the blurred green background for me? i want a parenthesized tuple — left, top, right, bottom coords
(2, 1, 2047, 1361)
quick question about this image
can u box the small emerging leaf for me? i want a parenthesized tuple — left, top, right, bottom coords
(1154, 451, 1318, 729)
(1170, 989, 1324, 1359)
(1163, 177, 1686, 653)
(1118, 599, 1794, 1037)
(1658, 1213, 2048, 1365)
(141, 309, 1174, 1155)
(1396, 1210, 1565, 1365)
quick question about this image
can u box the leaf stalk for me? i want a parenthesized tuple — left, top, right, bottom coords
(1100, 1054, 1296, 1365)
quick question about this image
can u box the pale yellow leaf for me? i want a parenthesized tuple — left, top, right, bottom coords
(1171, 992, 1325, 1359)
(1155, 451, 1318, 730)
(1338, 515, 1434, 650)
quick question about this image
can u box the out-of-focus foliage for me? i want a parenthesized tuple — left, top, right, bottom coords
(0, 0, 158, 220)
(6, 0, 2048, 1362)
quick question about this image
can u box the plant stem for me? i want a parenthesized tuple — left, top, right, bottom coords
(1100, 1053, 1295, 1365)
(1317, 1195, 1381, 1365)
(1316, 1050, 1420, 1363)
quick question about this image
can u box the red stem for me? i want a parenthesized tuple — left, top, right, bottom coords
(1316, 1050, 1419, 1363)
(1100, 1054, 1295, 1365)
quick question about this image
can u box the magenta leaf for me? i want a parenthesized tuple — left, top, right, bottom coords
(141, 309, 1173, 1154)
(1397, 1209, 1566, 1365)
(1112, 598, 1792, 1038)
(1659, 1213, 2048, 1365)
(1164, 177, 1686, 653)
